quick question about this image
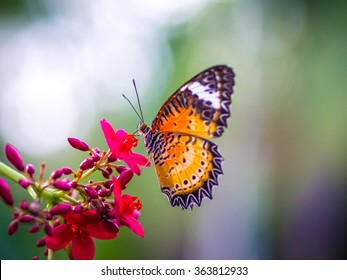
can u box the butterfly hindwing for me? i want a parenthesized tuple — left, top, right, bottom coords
(145, 131, 223, 209)
(151, 65, 235, 139)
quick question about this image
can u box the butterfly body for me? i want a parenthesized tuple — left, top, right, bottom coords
(138, 65, 235, 209)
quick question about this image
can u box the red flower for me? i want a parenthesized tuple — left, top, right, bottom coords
(46, 209, 119, 260)
(109, 176, 144, 238)
(100, 119, 150, 175)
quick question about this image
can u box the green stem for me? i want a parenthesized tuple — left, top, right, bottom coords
(79, 167, 96, 182)
(54, 190, 79, 205)
(0, 161, 37, 200)
(0, 161, 26, 182)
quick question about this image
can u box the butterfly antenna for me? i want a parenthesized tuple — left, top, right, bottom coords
(132, 79, 145, 123)
(122, 94, 142, 121)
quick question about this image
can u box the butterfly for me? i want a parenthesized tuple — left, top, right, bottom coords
(138, 65, 235, 209)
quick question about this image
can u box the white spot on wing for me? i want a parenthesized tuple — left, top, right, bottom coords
(188, 81, 221, 109)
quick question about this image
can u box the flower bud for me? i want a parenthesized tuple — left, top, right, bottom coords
(101, 169, 110, 179)
(29, 224, 40, 234)
(45, 213, 53, 220)
(36, 237, 46, 247)
(133, 210, 141, 220)
(108, 153, 117, 162)
(53, 218, 61, 227)
(29, 200, 40, 213)
(73, 205, 84, 213)
(92, 153, 101, 162)
(79, 158, 94, 170)
(20, 200, 29, 210)
(5, 144, 25, 171)
(69, 181, 78, 189)
(67, 138, 90, 151)
(50, 203, 72, 215)
(8, 220, 19, 235)
(53, 180, 72, 191)
(51, 169, 63, 180)
(98, 188, 110, 197)
(44, 224, 53, 236)
(62, 167, 72, 175)
(115, 165, 127, 174)
(104, 180, 113, 189)
(85, 186, 99, 199)
(106, 166, 113, 174)
(118, 169, 134, 187)
(19, 179, 31, 189)
(0, 177, 14, 206)
(26, 164, 35, 177)
(20, 215, 35, 222)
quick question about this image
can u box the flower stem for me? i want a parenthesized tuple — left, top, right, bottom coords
(0, 161, 37, 200)
(54, 191, 80, 205)
(0, 161, 26, 182)
(0, 161, 79, 204)
(79, 167, 96, 182)
(47, 249, 54, 260)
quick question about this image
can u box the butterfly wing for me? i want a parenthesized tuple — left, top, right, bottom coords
(151, 65, 235, 138)
(145, 131, 223, 209)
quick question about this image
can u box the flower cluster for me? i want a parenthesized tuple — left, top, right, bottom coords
(0, 119, 150, 260)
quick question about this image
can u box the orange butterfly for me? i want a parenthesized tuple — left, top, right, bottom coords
(138, 65, 235, 209)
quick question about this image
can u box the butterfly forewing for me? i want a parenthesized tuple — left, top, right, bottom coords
(151, 65, 235, 139)
(140, 65, 235, 209)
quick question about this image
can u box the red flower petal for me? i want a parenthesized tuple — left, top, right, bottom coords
(71, 235, 95, 260)
(125, 159, 141, 175)
(124, 152, 150, 175)
(114, 129, 128, 142)
(128, 152, 150, 166)
(62, 211, 85, 225)
(62, 209, 100, 225)
(46, 224, 74, 251)
(80, 209, 102, 224)
(120, 214, 144, 238)
(100, 119, 120, 148)
(88, 221, 119, 240)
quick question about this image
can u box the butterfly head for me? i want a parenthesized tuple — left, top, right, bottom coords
(137, 121, 150, 136)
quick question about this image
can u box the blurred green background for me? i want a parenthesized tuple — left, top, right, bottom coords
(1, 0, 347, 260)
